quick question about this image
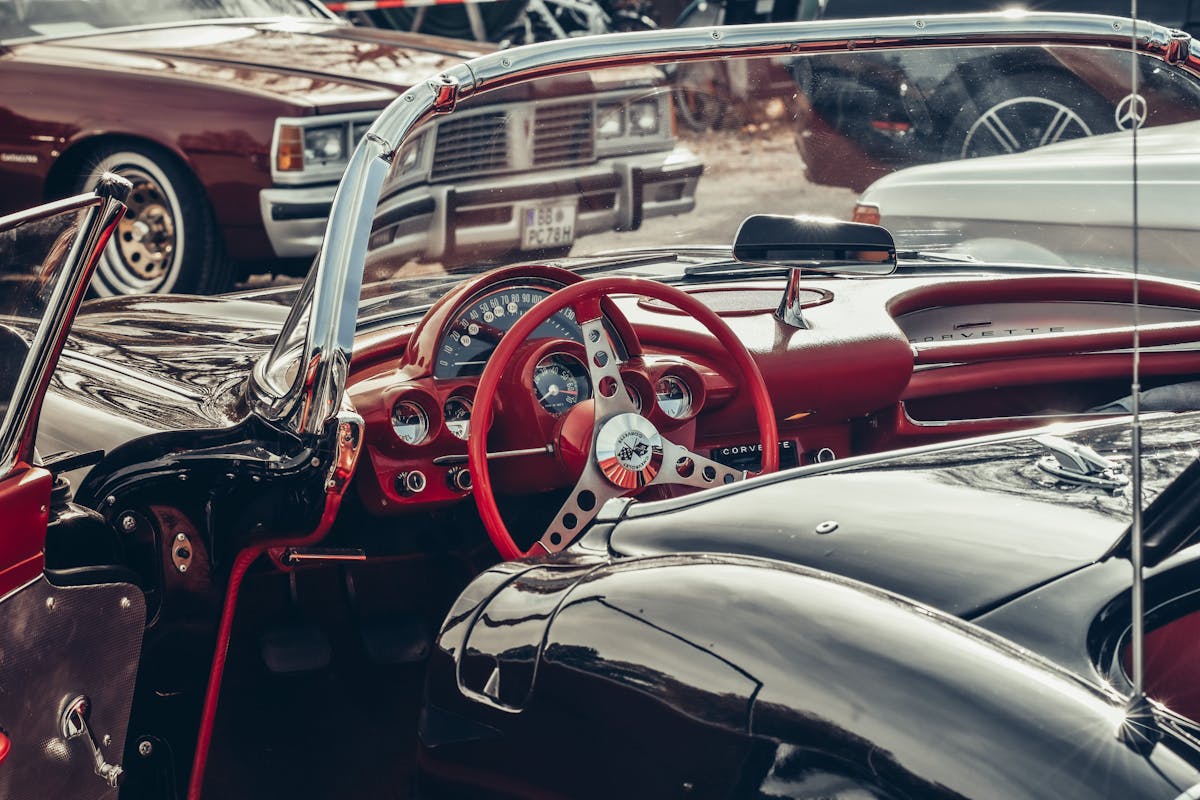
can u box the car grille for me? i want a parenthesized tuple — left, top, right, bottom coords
(431, 112, 509, 181)
(431, 102, 596, 181)
(534, 102, 595, 166)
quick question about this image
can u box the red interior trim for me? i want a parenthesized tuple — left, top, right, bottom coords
(0, 465, 50, 597)
(0, 730, 10, 765)
(0, 553, 45, 600)
(187, 423, 362, 800)
(905, 351, 1200, 399)
(887, 275, 1200, 318)
(1123, 610, 1200, 722)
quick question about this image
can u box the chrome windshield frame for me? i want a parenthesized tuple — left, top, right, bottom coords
(249, 11, 1197, 437)
(0, 184, 127, 478)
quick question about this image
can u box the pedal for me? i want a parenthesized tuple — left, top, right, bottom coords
(259, 622, 331, 675)
(358, 614, 431, 665)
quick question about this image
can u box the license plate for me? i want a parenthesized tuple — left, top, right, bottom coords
(520, 203, 576, 250)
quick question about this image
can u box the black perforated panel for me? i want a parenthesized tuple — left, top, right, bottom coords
(0, 576, 144, 800)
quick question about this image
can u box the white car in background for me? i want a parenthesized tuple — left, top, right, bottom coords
(853, 119, 1200, 280)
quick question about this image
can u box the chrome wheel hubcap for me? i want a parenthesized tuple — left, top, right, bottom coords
(114, 175, 176, 280)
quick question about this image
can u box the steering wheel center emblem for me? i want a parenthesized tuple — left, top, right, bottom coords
(596, 413, 664, 489)
(1115, 94, 1148, 131)
(615, 429, 653, 471)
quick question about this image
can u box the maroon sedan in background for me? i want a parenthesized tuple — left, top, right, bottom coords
(0, 0, 700, 295)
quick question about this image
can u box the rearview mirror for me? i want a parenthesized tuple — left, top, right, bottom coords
(732, 214, 897, 274)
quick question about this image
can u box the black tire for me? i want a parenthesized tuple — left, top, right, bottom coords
(73, 143, 232, 296)
(671, 60, 729, 132)
(944, 72, 1114, 160)
(673, 86, 728, 132)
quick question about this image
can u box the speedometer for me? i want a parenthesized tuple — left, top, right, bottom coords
(434, 285, 583, 379)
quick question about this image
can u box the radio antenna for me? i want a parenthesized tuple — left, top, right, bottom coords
(1122, 1, 1156, 747)
(1127, 0, 1145, 700)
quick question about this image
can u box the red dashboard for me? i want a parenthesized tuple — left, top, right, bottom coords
(345, 264, 1200, 516)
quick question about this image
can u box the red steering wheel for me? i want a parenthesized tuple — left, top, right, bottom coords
(470, 276, 779, 559)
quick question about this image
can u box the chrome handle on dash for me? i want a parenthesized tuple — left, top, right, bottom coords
(281, 547, 368, 565)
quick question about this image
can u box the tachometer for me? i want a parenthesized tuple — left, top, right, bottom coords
(434, 285, 583, 379)
(533, 353, 590, 415)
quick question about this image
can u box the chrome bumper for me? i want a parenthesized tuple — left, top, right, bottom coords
(259, 146, 701, 262)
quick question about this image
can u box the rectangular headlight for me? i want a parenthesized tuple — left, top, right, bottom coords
(596, 102, 626, 139)
(394, 132, 425, 176)
(628, 99, 661, 136)
(303, 124, 347, 166)
(273, 112, 379, 182)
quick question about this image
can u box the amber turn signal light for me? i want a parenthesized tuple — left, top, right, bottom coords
(276, 125, 304, 172)
(851, 202, 881, 226)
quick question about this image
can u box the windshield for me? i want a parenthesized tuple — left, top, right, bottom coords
(0, 0, 330, 41)
(352, 38, 1200, 300)
(260, 14, 1200, 430)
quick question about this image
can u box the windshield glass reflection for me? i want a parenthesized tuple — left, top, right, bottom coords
(348, 42, 1199, 307)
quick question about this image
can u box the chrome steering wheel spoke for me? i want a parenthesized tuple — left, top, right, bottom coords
(578, 315, 637, 420)
(652, 438, 745, 490)
(534, 464, 623, 554)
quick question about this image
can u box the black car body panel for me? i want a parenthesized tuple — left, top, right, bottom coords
(610, 414, 1200, 617)
(421, 552, 1200, 799)
(35, 297, 288, 462)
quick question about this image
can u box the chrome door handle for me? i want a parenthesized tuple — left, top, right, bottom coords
(60, 695, 124, 788)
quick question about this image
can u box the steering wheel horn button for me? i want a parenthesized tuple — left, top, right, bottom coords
(596, 413, 664, 489)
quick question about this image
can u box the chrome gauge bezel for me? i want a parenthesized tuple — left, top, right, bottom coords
(391, 398, 430, 445)
(444, 395, 474, 441)
(654, 374, 693, 419)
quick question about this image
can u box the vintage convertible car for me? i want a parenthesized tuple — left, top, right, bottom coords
(8, 11, 1200, 800)
(0, 0, 698, 296)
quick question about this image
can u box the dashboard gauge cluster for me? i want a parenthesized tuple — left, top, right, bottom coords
(434, 284, 584, 379)
(386, 390, 479, 446)
(647, 365, 705, 423)
(354, 271, 741, 517)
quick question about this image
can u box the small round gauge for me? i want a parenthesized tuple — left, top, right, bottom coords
(533, 353, 591, 415)
(391, 399, 429, 445)
(655, 375, 692, 419)
(444, 396, 473, 440)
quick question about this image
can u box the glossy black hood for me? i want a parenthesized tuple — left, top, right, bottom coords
(36, 294, 287, 459)
(610, 414, 1200, 618)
